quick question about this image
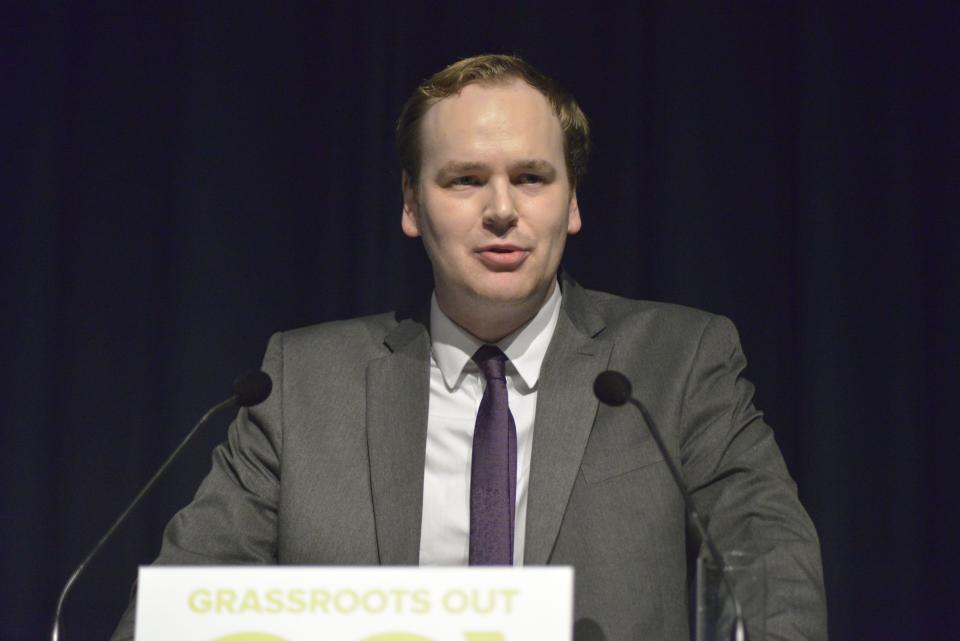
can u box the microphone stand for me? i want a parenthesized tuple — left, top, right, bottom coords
(623, 394, 747, 641)
(50, 396, 238, 641)
(594, 371, 748, 641)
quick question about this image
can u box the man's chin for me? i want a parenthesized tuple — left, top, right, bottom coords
(469, 282, 551, 310)
(435, 272, 554, 314)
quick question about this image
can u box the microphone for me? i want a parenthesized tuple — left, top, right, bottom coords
(593, 370, 749, 641)
(574, 617, 608, 641)
(50, 370, 273, 641)
(593, 370, 631, 406)
(233, 370, 273, 407)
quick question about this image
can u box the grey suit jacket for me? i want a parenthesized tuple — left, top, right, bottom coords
(112, 275, 827, 641)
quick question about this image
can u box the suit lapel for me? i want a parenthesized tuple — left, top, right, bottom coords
(524, 279, 613, 564)
(366, 315, 431, 565)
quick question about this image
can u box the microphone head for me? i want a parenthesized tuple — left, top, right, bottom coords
(233, 370, 273, 407)
(574, 617, 608, 641)
(593, 370, 632, 406)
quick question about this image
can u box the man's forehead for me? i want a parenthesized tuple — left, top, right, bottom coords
(425, 79, 555, 123)
(419, 80, 564, 162)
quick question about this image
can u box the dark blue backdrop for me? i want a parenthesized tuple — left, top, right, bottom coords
(4, 3, 958, 640)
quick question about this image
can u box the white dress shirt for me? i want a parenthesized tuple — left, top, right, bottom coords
(418, 283, 563, 566)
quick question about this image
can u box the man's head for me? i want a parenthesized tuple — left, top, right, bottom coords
(397, 54, 590, 192)
(398, 55, 590, 342)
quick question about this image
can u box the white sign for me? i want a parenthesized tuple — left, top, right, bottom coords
(135, 566, 573, 641)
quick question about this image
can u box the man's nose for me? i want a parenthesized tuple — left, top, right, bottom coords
(483, 178, 518, 231)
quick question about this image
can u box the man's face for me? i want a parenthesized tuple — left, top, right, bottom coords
(402, 80, 581, 325)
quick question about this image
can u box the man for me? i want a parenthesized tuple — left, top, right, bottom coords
(112, 55, 827, 640)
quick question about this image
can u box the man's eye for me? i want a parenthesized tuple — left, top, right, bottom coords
(517, 174, 544, 184)
(450, 176, 481, 186)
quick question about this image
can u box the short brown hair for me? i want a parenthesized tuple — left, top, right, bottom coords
(396, 54, 590, 189)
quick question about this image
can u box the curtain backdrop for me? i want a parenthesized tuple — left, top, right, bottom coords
(4, 3, 958, 639)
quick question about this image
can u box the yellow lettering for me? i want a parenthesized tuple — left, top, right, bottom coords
(362, 588, 388, 613)
(411, 589, 431, 614)
(216, 589, 237, 613)
(499, 589, 518, 614)
(334, 588, 359, 613)
(288, 588, 306, 613)
(187, 589, 210, 614)
(310, 589, 330, 613)
(238, 589, 262, 613)
(388, 589, 408, 613)
(264, 588, 284, 614)
(471, 589, 496, 614)
(442, 589, 468, 613)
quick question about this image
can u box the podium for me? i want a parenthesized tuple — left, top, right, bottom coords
(135, 566, 573, 641)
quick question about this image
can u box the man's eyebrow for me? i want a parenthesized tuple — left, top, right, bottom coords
(511, 159, 556, 174)
(436, 161, 488, 175)
(435, 159, 558, 175)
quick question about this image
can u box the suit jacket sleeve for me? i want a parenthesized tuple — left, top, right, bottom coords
(109, 332, 285, 641)
(680, 315, 828, 641)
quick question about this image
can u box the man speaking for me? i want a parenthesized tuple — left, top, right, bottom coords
(111, 54, 827, 640)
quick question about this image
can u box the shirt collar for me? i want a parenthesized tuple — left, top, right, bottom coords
(430, 281, 563, 392)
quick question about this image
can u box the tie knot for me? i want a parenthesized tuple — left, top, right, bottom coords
(472, 345, 508, 382)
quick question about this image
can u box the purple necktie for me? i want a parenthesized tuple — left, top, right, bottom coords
(469, 345, 518, 565)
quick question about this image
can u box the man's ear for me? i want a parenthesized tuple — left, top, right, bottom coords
(401, 171, 421, 238)
(567, 190, 582, 235)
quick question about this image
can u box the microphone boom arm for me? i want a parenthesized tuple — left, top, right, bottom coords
(50, 395, 239, 641)
(595, 369, 749, 641)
